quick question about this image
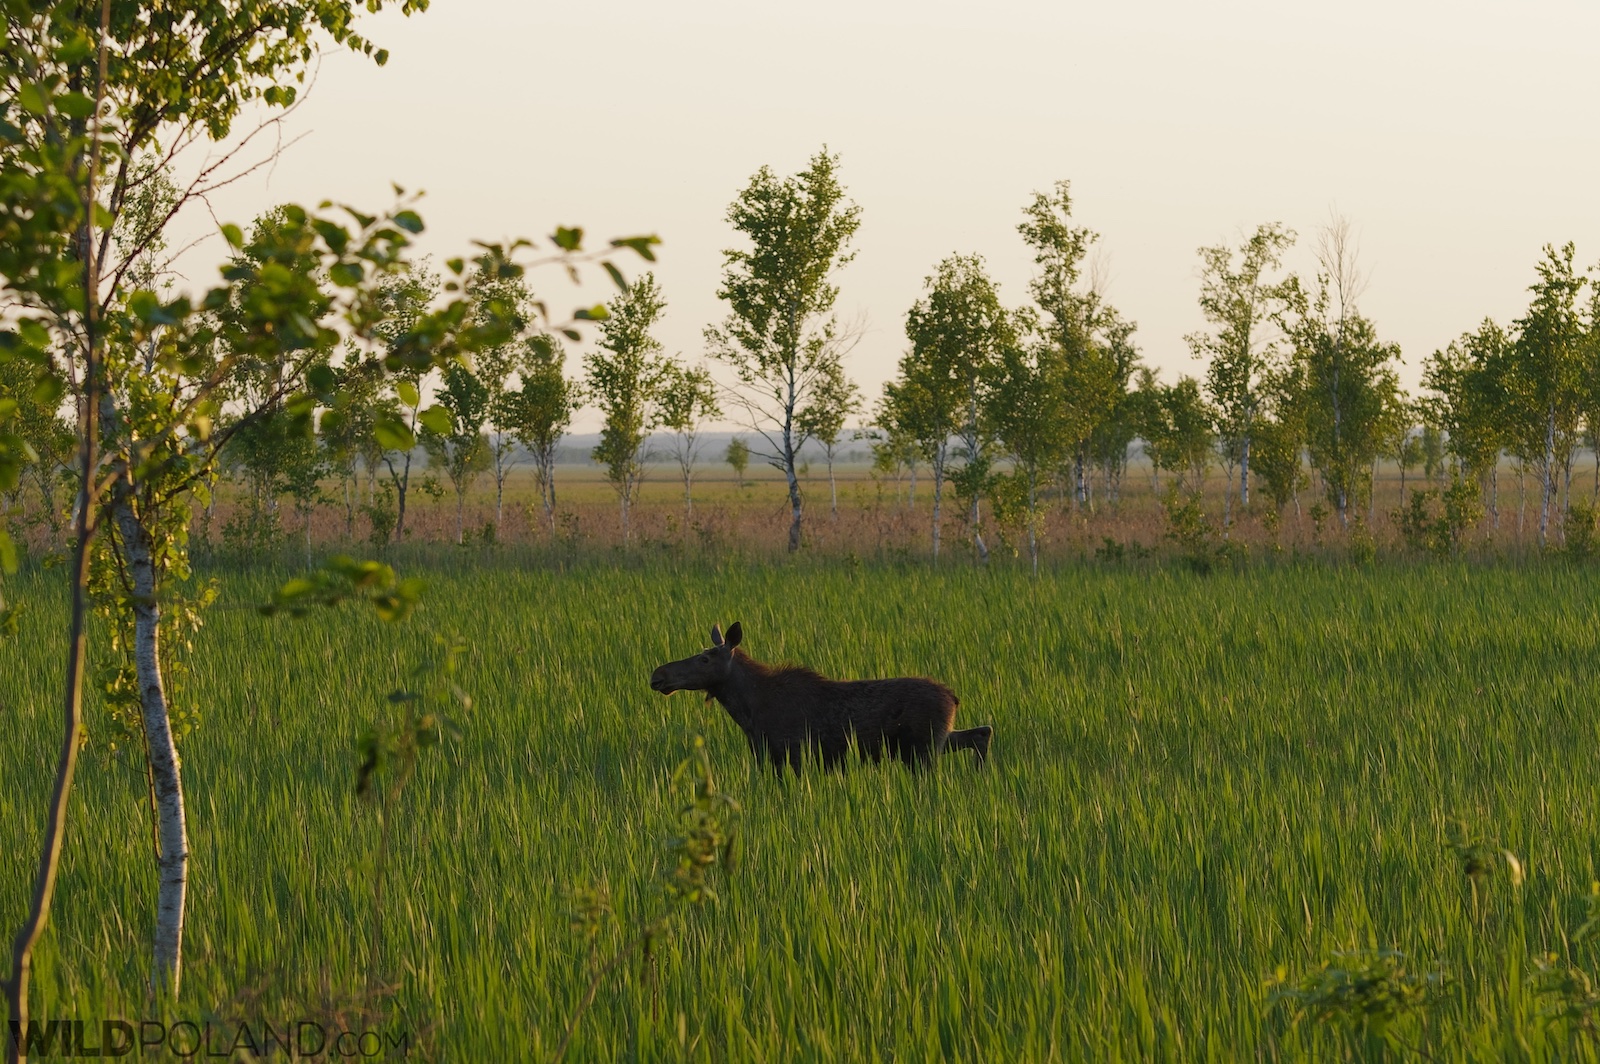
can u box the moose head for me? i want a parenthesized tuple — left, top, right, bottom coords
(649, 622, 744, 695)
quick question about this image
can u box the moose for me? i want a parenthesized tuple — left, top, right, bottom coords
(649, 621, 992, 772)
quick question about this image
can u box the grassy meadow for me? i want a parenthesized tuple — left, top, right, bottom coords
(5, 557, 1600, 1060)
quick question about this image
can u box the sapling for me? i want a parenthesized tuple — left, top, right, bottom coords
(552, 736, 738, 1064)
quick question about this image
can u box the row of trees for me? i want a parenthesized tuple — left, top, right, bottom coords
(7, 156, 1600, 569)
(1, 152, 870, 554)
(874, 193, 1600, 568)
(228, 160, 1600, 563)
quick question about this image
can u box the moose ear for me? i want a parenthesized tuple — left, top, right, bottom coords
(709, 624, 724, 647)
(725, 621, 743, 648)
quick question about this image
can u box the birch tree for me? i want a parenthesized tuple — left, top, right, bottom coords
(988, 328, 1071, 574)
(420, 360, 491, 544)
(466, 268, 542, 527)
(657, 362, 720, 518)
(1284, 216, 1402, 528)
(796, 359, 861, 518)
(370, 264, 440, 543)
(321, 352, 388, 539)
(0, 3, 653, 1032)
(500, 335, 579, 533)
(1509, 243, 1588, 547)
(1422, 322, 1510, 521)
(1137, 374, 1216, 494)
(706, 148, 861, 552)
(587, 273, 671, 542)
(1585, 280, 1600, 504)
(1017, 181, 1135, 511)
(1186, 223, 1297, 525)
(724, 436, 750, 486)
(895, 254, 1015, 562)
(0, 4, 457, 1001)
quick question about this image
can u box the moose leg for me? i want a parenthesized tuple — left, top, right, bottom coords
(855, 731, 885, 764)
(767, 743, 801, 776)
(946, 725, 993, 763)
(896, 735, 936, 771)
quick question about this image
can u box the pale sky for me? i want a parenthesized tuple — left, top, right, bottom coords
(181, 0, 1600, 431)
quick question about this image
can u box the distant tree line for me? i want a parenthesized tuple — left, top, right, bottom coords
(874, 194, 1600, 566)
(5, 157, 1599, 563)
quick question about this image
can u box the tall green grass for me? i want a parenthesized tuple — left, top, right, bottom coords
(4, 559, 1600, 1060)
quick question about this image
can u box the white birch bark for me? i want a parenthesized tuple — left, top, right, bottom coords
(1539, 408, 1555, 548)
(112, 497, 187, 997)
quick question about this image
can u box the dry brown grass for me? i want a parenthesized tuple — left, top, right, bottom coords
(7, 456, 1596, 564)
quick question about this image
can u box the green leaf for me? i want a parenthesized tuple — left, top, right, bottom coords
(55, 91, 95, 119)
(573, 305, 610, 322)
(330, 262, 363, 287)
(313, 219, 349, 255)
(307, 363, 336, 394)
(32, 373, 64, 407)
(552, 226, 584, 252)
(0, 530, 15, 576)
(601, 261, 629, 291)
(395, 380, 420, 408)
(373, 416, 414, 453)
(18, 319, 49, 352)
(610, 235, 661, 262)
(560, 328, 582, 341)
(221, 223, 244, 250)
(394, 210, 424, 235)
(128, 290, 160, 322)
(0, 398, 16, 421)
(16, 83, 48, 116)
(418, 405, 451, 435)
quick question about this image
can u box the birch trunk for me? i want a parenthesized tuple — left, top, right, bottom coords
(1491, 464, 1499, 530)
(930, 443, 946, 562)
(343, 476, 356, 540)
(112, 497, 188, 997)
(10, 42, 120, 1040)
(1517, 465, 1526, 541)
(1221, 457, 1234, 535)
(387, 451, 412, 544)
(537, 446, 558, 533)
(964, 394, 987, 561)
(1239, 433, 1251, 509)
(1562, 451, 1573, 536)
(7, 338, 100, 1064)
(827, 451, 837, 518)
(969, 491, 988, 564)
(1538, 409, 1555, 549)
(782, 421, 803, 553)
(1026, 471, 1039, 577)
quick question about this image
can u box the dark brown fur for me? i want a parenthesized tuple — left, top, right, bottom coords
(650, 622, 993, 772)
